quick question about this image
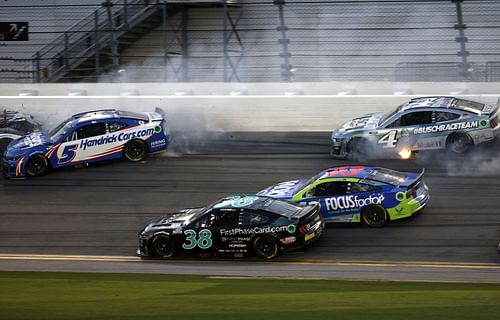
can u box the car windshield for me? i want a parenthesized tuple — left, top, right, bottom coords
(379, 104, 404, 126)
(365, 168, 406, 186)
(202, 196, 302, 217)
(48, 118, 73, 142)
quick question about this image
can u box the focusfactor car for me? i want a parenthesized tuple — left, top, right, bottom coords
(258, 165, 429, 227)
(3, 109, 169, 178)
(0, 110, 41, 154)
(331, 96, 500, 159)
(138, 195, 325, 260)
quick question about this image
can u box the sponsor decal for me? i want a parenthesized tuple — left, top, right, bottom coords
(150, 139, 166, 147)
(324, 194, 385, 211)
(154, 125, 162, 133)
(413, 121, 479, 135)
(396, 192, 406, 201)
(280, 236, 297, 245)
(304, 233, 315, 241)
(263, 180, 301, 197)
(220, 224, 296, 236)
(480, 120, 488, 127)
(79, 127, 155, 150)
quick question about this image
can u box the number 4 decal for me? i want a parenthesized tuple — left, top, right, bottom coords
(378, 130, 398, 148)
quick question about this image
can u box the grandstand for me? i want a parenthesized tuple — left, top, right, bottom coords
(0, 0, 500, 83)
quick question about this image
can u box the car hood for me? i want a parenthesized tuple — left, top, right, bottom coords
(146, 208, 203, 230)
(334, 112, 384, 134)
(257, 179, 308, 199)
(8, 131, 52, 151)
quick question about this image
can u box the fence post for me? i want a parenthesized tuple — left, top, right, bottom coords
(35, 51, 41, 83)
(64, 31, 69, 71)
(274, 0, 292, 81)
(95, 10, 101, 77)
(452, 0, 470, 80)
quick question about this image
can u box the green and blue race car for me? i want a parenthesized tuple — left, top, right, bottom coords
(258, 165, 429, 227)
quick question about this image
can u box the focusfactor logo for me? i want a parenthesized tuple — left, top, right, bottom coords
(324, 194, 385, 211)
(80, 127, 155, 150)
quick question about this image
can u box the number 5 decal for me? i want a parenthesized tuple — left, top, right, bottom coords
(58, 144, 78, 164)
(378, 130, 398, 148)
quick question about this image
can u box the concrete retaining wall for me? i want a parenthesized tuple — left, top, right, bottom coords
(0, 82, 499, 132)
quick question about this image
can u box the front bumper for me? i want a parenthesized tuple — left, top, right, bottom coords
(2, 156, 23, 178)
(330, 137, 348, 159)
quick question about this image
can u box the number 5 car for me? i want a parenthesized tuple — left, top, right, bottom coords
(3, 109, 169, 178)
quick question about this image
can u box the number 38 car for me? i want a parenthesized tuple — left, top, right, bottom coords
(258, 165, 429, 227)
(331, 96, 500, 159)
(137, 195, 325, 260)
(3, 109, 169, 178)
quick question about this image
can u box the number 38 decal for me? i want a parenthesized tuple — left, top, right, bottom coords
(378, 130, 398, 148)
(182, 229, 213, 250)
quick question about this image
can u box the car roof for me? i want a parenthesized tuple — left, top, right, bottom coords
(69, 109, 149, 125)
(401, 96, 484, 114)
(316, 166, 375, 180)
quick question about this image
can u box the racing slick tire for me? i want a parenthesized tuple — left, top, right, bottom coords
(0, 138, 12, 154)
(361, 205, 388, 227)
(446, 132, 473, 154)
(347, 138, 373, 160)
(253, 235, 280, 260)
(123, 139, 147, 162)
(150, 235, 177, 258)
(26, 154, 49, 177)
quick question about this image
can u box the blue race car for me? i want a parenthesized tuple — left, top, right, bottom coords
(258, 165, 429, 227)
(3, 109, 169, 178)
(331, 96, 500, 159)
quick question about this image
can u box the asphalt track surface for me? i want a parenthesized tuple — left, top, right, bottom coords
(1, 132, 500, 282)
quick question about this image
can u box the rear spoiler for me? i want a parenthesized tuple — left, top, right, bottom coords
(481, 99, 499, 116)
(292, 202, 320, 220)
(400, 168, 425, 189)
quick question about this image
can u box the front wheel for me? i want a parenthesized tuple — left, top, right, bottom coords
(26, 154, 49, 177)
(123, 139, 147, 162)
(150, 235, 177, 258)
(362, 205, 388, 227)
(253, 236, 280, 259)
(347, 138, 373, 161)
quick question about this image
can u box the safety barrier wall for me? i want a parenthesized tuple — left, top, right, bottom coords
(0, 82, 499, 132)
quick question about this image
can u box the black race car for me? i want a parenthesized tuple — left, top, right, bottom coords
(0, 110, 41, 154)
(138, 195, 325, 259)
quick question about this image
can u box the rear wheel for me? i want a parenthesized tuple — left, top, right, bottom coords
(123, 139, 147, 162)
(446, 132, 473, 154)
(362, 205, 388, 227)
(253, 236, 280, 259)
(150, 235, 177, 258)
(26, 154, 49, 177)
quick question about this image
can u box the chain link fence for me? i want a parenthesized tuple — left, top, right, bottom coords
(1, 0, 499, 83)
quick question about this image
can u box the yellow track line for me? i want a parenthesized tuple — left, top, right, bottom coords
(0, 253, 499, 270)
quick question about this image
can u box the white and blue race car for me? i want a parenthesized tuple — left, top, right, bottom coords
(3, 109, 169, 178)
(331, 96, 500, 159)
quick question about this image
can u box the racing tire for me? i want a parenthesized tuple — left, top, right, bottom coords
(26, 154, 49, 177)
(347, 138, 372, 161)
(446, 132, 473, 154)
(253, 235, 280, 260)
(0, 138, 12, 155)
(150, 235, 177, 258)
(123, 139, 147, 162)
(361, 205, 388, 228)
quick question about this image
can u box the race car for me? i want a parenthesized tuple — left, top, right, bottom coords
(3, 109, 169, 178)
(137, 195, 325, 260)
(0, 110, 41, 154)
(331, 96, 500, 159)
(257, 165, 429, 227)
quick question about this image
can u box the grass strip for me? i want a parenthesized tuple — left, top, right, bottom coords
(1, 271, 500, 320)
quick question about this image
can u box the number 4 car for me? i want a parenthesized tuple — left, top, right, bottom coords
(3, 109, 169, 178)
(137, 195, 325, 259)
(331, 96, 500, 159)
(258, 165, 429, 227)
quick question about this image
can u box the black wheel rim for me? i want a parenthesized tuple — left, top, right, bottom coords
(28, 156, 46, 175)
(450, 135, 471, 153)
(255, 238, 277, 258)
(365, 207, 386, 226)
(153, 237, 174, 257)
(126, 141, 145, 159)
